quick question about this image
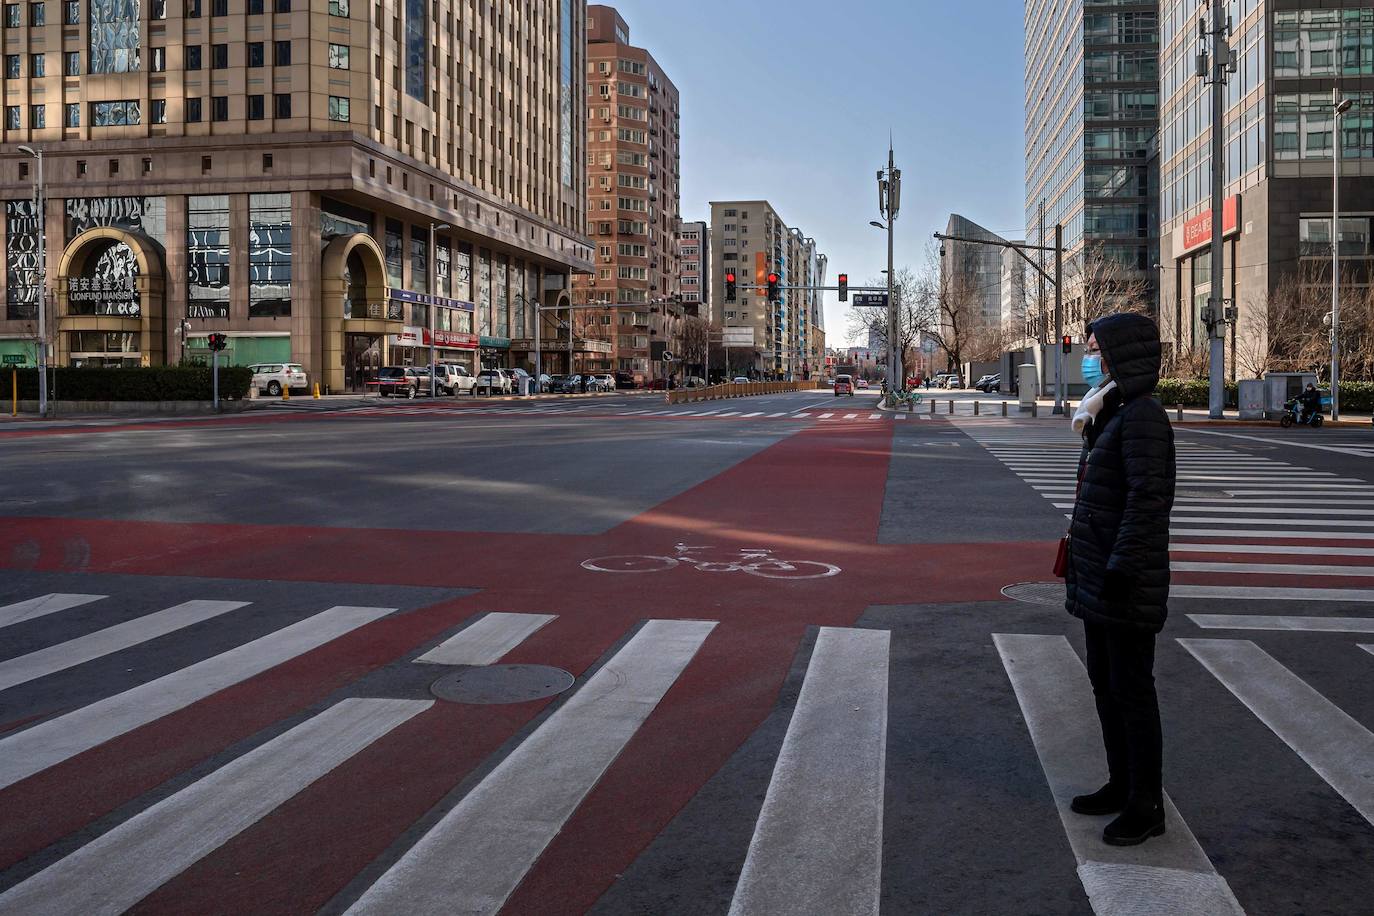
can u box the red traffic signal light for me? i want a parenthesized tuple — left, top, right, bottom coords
(1061, 334, 1072, 354)
(837, 273, 848, 302)
(725, 272, 737, 302)
(766, 272, 780, 302)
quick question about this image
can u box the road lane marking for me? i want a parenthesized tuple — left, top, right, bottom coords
(0, 594, 106, 630)
(717, 411, 740, 417)
(1171, 516, 1374, 527)
(791, 413, 813, 419)
(1171, 543, 1374, 557)
(767, 412, 787, 417)
(0, 698, 429, 916)
(728, 628, 888, 916)
(415, 613, 556, 666)
(1180, 638, 1374, 827)
(0, 605, 396, 791)
(741, 412, 764, 418)
(1172, 528, 1374, 540)
(843, 413, 859, 419)
(0, 600, 249, 693)
(1186, 614, 1374, 632)
(1175, 562, 1374, 577)
(1173, 585, 1374, 602)
(818, 413, 834, 419)
(994, 634, 1245, 916)
(1362, 645, 1374, 658)
(345, 619, 717, 916)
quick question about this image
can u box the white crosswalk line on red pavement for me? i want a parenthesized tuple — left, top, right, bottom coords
(0, 599, 248, 693)
(414, 612, 555, 666)
(0, 698, 430, 916)
(728, 628, 889, 916)
(1181, 639, 1374, 827)
(0, 605, 396, 791)
(1187, 614, 1374, 632)
(994, 634, 1245, 916)
(0, 593, 106, 630)
(345, 619, 717, 916)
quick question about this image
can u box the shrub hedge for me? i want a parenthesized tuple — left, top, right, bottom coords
(1157, 377, 1374, 412)
(0, 366, 252, 401)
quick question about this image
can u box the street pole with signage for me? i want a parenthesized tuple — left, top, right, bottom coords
(1201, 2, 1234, 419)
(428, 222, 450, 398)
(1332, 90, 1351, 422)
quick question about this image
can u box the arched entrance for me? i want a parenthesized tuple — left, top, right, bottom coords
(321, 233, 395, 393)
(55, 228, 165, 367)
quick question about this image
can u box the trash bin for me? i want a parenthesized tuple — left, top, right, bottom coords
(517, 375, 531, 397)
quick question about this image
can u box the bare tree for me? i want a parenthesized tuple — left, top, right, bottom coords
(1064, 244, 1154, 329)
(844, 265, 936, 379)
(679, 316, 710, 377)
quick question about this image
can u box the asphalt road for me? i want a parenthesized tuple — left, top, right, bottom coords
(0, 391, 1371, 915)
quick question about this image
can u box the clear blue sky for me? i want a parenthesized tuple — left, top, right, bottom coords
(603, 0, 1029, 345)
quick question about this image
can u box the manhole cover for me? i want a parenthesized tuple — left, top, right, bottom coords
(1177, 489, 1232, 498)
(1002, 582, 1066, 606)
(430, 664, 574, 705)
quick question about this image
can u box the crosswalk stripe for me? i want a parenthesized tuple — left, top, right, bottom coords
(1173, 584, 1374, 602)
(843, 413, 858, 419)
(792, 413, 812, 419)
(1180, 638, 1374, 826)
(718, 411, 740, 417)
(728, 628, 888, 916)
(1172, 528, 1374, 541)
(0, 697, 430, 916)
(1362, 644, 1374, 658)
(0, 604, 396, 791)
(993, 634, 1245, 915)
(1175, 561, 1374, 577)
(741, 412, 764, 418)
(1186, 614, 1374, 633)
(0, 599, 249, 693)
(818, 413, 833, 419)
(1173, 515, 1374, 527)
(767, 412, 787, 417)
(0, 593, 106, 630)
(1172, 543, 1374, 557)
(895, 414, 907, 420)
(414, 612, 556, 666)
(345, 618, 717, 916)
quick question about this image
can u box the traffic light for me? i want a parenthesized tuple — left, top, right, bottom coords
(767, 272, 779, 303)
(838, 273, 848, 302)
(208, 332, 228, 351)
(725, 272, 737, 302)
(1061, 334, 1072, 354)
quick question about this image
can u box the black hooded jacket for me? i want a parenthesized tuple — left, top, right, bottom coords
(1065, 313, 1177, 633)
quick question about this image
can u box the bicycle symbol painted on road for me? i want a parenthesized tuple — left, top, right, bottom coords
(582, 544, 841, 580)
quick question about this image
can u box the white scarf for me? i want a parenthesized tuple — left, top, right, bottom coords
(1072, 380, 1117, 435)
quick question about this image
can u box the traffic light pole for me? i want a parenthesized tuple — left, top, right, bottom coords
(212, 347, 219, 411)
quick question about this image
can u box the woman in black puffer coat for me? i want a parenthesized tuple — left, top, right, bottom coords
(1064, 312, 1176, 847)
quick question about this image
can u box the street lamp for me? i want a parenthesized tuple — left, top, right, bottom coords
(17, 145, 46, 417)
(1331, 92, 1352, 421)
(427, 222, 451, 397)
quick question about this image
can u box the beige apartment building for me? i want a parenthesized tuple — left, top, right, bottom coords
(0, 0, 593, 391)
(708, 199, 825, 380)
(573, 4, 680, 385)
(677, 217, 705, 322)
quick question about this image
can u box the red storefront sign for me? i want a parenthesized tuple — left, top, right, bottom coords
(1181, 196, 1240, 254)
(423, 329, 479, 349)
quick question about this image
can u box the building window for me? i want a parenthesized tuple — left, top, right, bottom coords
(91, 99, 139, 125)
(211, 95, 228, 121)
(211, 43, 227, 69)
(410, 225, 429, 295)
(89, 0, 142, 73)
(273, 0, 287, 10)
(403, 0, 426, 101)
(65, 51, 81, 75)
(150, 98, 165, 123)
(273, 92, 290, 118)
(187, 46, 201, 70)
(249, 193, 292, 317)
(2, 4, 16, 27)
(247, 0, 261, 11)
(247, 94, 264, 120)
(5, 199, 39, 320)
(149, 0, 164, 17)
(29, 53, 43, 77)
(384, 219, 403, 287)
(327, 0, 347, 16)
(186, 97, 202, 122)
(28, 1, 43, 25)
(327, 95, 350, 121)
(28, 104, 42, 128)
(3, 56, 17, 79)
(248, 42, 263, 67)
(187, 195, 230, 318)
(62, 0, 77, 22)
(63, 102, 78, 126)
(185, 0, 198, 15)
(328, 43, 349, 69)
(274, 40, 290, 66)
(210, 0, 225, 14)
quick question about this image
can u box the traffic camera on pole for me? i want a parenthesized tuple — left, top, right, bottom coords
(767, 272, 780, 303)
(725, 272, 737, 302)
(838, 273, 848, 302)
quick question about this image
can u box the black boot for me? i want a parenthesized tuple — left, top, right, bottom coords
(1103, 799, 1166, 846)
(1070, 782, 1127, 816)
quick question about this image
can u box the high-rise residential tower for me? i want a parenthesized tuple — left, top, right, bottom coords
(678, 218, 707, 320)
(0, 0, 593, 390)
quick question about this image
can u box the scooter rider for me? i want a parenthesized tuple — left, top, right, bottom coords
(1298, 383, 1322, 423)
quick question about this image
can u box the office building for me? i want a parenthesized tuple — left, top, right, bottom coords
(0, 0, 593, 391)
(940, 213, 1012, 326)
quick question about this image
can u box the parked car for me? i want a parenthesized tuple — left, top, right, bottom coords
(475, 368, 512, 395)
(593, 374, 617, 392)
(942, 375, 963, 389)
(834, 374, 854, 397)
(683, 376, 707, 388)
(553, 374, 588, 393)
(855, 378, 870, 390)
(975, 374, 1001, 393)
(732, 376, 750, 384)
(613, 371, 638, 389)
(500, 368, 532, 394)
(248, 363, 308, 396)
(433, 363, 477, 396)
(374, 366, 425, 398)
(532, 373, 553, 393)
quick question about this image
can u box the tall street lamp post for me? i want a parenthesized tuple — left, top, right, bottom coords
(875, 145, 901, 401)
(17, 145, 46, 418)
(427, 222, 451, 398)
(1331, 91, 1352, 422)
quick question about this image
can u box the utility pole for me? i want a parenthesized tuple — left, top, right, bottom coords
(1332, 90, 1352, 421)
(1200, 1, 1235, 419)
(1037, 198, 1046, 343)
(1053, 224, 1064, 415)
(877, 143, 901, 401)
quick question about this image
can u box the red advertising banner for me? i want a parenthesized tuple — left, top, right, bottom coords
(755, 251, 767, 299)
(1181, 195, 1240, 254)
(423, 329, 479, 349)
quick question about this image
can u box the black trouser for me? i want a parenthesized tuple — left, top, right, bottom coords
(1083, 619, 1162, 807)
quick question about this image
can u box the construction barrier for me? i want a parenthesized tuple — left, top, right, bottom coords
(665, 380, 817, 405)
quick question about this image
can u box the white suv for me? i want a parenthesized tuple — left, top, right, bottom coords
(248, 363, 307, 396)
(434, 364, 477, 396)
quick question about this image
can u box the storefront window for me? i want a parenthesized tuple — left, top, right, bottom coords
(89, 0, 141, 73)
(68, 330, 139, 367)
(5, 199, 39, 321)
(187, 195, 229, 319)
(493, 254, 508, 337)
(410, 225, 428, 295)
(384, 219, 403, 288)
(249, 193, 292, 317)
(477, 249, 491, 335)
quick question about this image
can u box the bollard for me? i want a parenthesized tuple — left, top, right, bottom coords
(10, 368, 15, 417)
(1031, 403, 1039, 418)
(1001, 401, 1008, 417)
(974, 401, 980, 416)
(281, 383, 290, 401)
(948, 399, 954, 415)
(930, 398, 936, 416)
(312, 382, 321, 399)
(1177, 404, 1183, 422)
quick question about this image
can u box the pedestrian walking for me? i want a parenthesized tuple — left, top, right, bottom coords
(1064, 312, 1176, 847)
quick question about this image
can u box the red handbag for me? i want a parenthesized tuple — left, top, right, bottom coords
(1053, 536, 1069, 578)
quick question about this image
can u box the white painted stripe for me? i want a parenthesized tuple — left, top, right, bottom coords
(1176, 505, 1374, 517)
(1187, 614, 1374, 632)
(1173, 584, 1374, 602)
(346, 618, 716, 916)
(993, 634, 1244, 915)
(0, 594, 106, 630)
(768, 412, 787, 417)
(843, 413, 859, 419)
(0, 600, 249, 693)
(415, 613, 556, 666)
(0, 604, 396, 791)
(1175, 496, 1374, 505)
(1180, 638, 1374, 827)
(817, 413, 834, 419)
(792, 413, 812, 419)
(1175, 561, 1374, 577)
(717, 411, 740, 417)
(0, 697, 430, 916)
(694, 410, 722, 416)
(894, 414, 907, 420)
(868, 413, 883, 419)
(1172, 528, 1374, 541)
(728, 628, 889, 916)
(1171, 543, 1374, 557)
(741, 412, 764, 418)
